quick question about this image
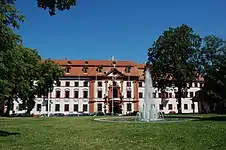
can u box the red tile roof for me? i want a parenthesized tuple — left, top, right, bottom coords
(44, 59, 203, 81)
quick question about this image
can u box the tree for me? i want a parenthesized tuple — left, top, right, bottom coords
(2, 0, 77, 16)
(198, 35, 226, 111)
(36, 59, 64, 103)
(148, 24, 202, 114)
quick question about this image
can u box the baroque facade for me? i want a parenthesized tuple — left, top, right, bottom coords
(11, 59, 204, 115)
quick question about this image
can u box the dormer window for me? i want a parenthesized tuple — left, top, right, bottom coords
(82, 61, 88, 73)
(125, 66, 131, 73)
(96, 66, 103, 73)
(65, 67, 70, 73)
(67, 61, 72, 65)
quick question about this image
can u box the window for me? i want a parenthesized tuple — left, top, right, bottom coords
(127, 103, 132, 111)
(74, 82, 79, 87)
(74, 104, 78, 112)
(169, 93, 172, 98)
(113, 81, 117, 87)
(159, 104, 164, 110)
(168, 104, 172, 110)
(98, 81, 102, 87)
(113, 88, 118, 98)
(190, 92, 194, 98)
(194, 83, 198, 87)
(65, 91, 70, 98)
(126, 81, 131, 87)
(66, 67, 70, 73)
(191, 104, 195, 109)
(97, 103, 102, 112)
(189, 83, 193, 87)
(64, 104, 69, 111)
(74, 91, 79, 98)
(98, 90, 102, 98)
(158, 93, 161, 98)
(37, 92, 42, 98)
(200, 83, 203, 87)
(36, 104, 41, 111)
(65, 82, 70, 87)
(18, 104, 23, 111)
(139, 82, 142, 87)
(139, 92, 143, 98)
(184, 92, 188, 98)
(10, 103, 14, 110)
(56, 91, 61, 98)
(164, 92, 168, 98)
(83, 104, 88, 111)
(83, 91, 88, 98)
(55, 104, 60, 111)
(153, 93, 156, 98)
(46, 104, 51, 111)
(184, 104, 188, 110)
(56, 81, 61, 86)
(83, 81, 88, 87)
(127, 91, 131, 98)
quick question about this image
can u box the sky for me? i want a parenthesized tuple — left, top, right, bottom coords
(15, 0, 226, 63)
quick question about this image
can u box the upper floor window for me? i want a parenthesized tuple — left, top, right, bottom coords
(126, 81, 131, 87)
(84, 81, 88, 87)
(113, 81, 117, 87)
(56, 91, 61, 98)
(139, 82, 143, 87)
(74, 91, 79, 98)
(153, 93, 156, 98)
(98, 81, 102, 87)
(74, 82, 79, 87)
(98, 90, 102, 98)
(127, 91, 132, 98)
(65, 91, 70, 98)
(139, 92, 143, 98)
(56, 81, 61, 86)
(190, 92, 194, 98)
(83, 91, 88, 98)
(194, 83, 198, 87)
(65, 82, 70, 87)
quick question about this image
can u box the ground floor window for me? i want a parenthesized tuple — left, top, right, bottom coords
(159, 104, 163, 110)
(36, 104, 41, 111)
(184, 104, 188, 110)
(127, 103, 132, 112)
(74, 104, 78, 112)
(97, 103, 102, 112)
(46, 104, 51, 111)
(191, 104, 195, 109)
(168, 104, 172, 110)
(64, 104, 69, 111)
(18, 104, 23, 111)
(83, 104, 88, 112)
(55, 104, 60, 111)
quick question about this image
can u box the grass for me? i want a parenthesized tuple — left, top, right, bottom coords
(0, 115, 226, 150)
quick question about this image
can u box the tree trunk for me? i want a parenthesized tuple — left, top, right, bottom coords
(177, 86, 182, 114)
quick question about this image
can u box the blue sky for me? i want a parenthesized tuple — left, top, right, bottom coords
(15, 0, 226, 63)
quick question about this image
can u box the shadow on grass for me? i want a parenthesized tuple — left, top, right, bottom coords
(198, 116, 226, 121)
(0, 130, 20, 136)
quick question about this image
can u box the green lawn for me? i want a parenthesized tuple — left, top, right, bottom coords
(0, 115, 226, 150)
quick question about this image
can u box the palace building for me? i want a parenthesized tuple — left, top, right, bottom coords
(11, 58, 204, 115)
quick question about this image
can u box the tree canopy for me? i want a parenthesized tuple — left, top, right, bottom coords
(0, 0, 65, 116)
(198, 35, 226, 108)
(148, 24, 202, 114)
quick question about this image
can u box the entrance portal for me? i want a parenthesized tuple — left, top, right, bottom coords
(109, 100, 122, 114)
